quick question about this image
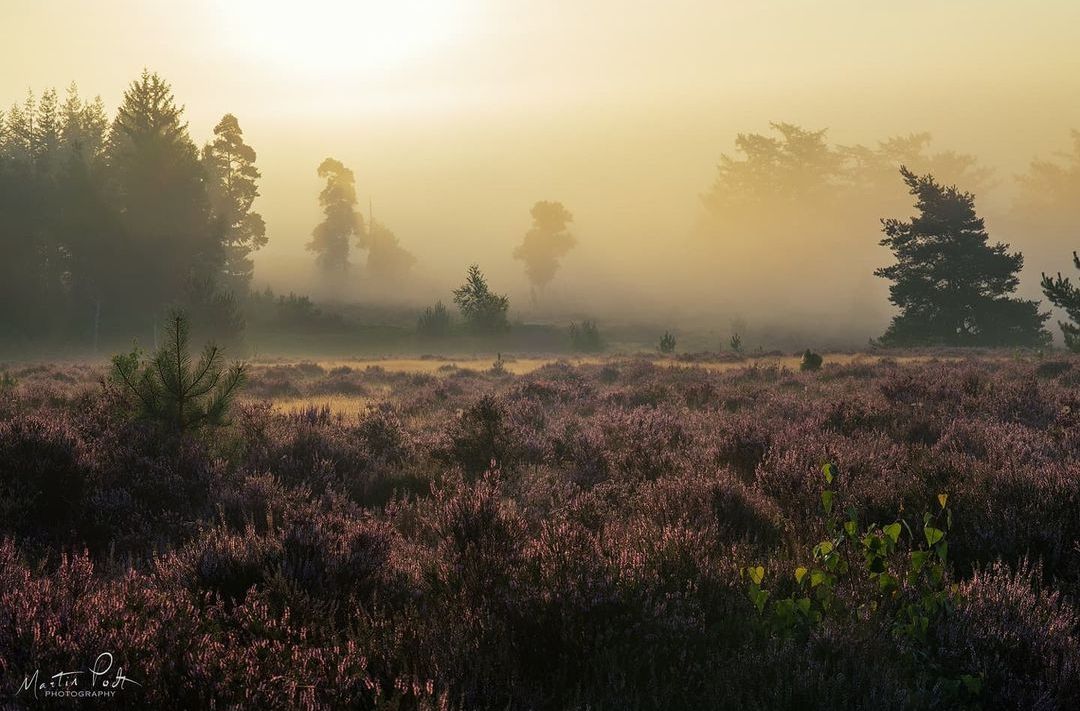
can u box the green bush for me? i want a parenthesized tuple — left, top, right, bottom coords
(569, 320, 604, 352)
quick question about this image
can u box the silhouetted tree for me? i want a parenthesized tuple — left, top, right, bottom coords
(203, 114, 267, 292)
(513, 201, 575, 299)
(1041, 251, 1080, 351)
(308, 157, 362, 275)
(453, 264, 510, 334)
(105, 71, 219, 330)
(367, 219, 415, 281)
(875, 167, 1049, 347)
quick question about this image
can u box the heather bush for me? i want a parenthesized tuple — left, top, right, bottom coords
(1, 353, 1078, 708)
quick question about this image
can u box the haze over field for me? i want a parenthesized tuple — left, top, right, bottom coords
(3, 0, 1080, 343)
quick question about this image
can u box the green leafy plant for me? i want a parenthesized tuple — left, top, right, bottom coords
(659, 331, 677, 354)
(110, 312, 246, 433)
(743, 463, 980, 704)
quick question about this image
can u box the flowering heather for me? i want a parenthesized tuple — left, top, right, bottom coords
(1, 354, 1079, 708)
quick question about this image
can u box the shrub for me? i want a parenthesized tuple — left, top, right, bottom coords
(800, 349, 823, 371)
(569, 320, 604, 352)
(659, 331, 677, 353)
(417, 300, 452, 338)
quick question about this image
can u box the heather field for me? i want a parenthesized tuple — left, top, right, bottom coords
(0, 352, 1077, 709)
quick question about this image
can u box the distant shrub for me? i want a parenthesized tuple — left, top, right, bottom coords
(417, 300, 452, 338)
(730, 332, 743, 354)
(453, 264, 510, 334)
(110, 312, 246, 434)
(659, 331, 677, 353)
(800, 349, 823, 371)
(569, 320, 604, 352)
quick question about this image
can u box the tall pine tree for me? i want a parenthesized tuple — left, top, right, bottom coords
(875, 167, 1049, 347)
(202, 113, 267, 292)
(105, 70, 219, 332)
(307, 157, 363, 276)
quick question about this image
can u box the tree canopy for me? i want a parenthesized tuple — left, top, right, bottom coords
(513, 200, 576, 297)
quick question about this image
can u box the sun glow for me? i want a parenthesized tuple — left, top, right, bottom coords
(212, 0, 476, 80)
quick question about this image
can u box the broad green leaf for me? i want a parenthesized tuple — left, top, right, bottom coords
(883, 522, 901, 544)
(843, 520, 857, 537)
(938, 493, 948, 509)
(822, 462, 834, 484)
(810, 570, 826, 587)
(821, 490, 834, 515)
(813, 541, 834, 559)
(748, 565, 765, 585)
(794, 566, 808, 584)
(924, 526, 944, 546)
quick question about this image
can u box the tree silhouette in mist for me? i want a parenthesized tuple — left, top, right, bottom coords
(513, 200, 575, 302)
(308, 157, 363, 275)
(875, 167, 1049, 347)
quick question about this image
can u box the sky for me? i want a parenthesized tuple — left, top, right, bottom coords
(3, 0, 1080, 338)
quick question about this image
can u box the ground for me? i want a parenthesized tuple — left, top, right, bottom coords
(1, 351, 1078, 709)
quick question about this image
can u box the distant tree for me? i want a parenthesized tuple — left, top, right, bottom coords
(729, 332, 743, 354)
(1041, 251, 1080, 351)
(453, 264, 510, 334)
(569, 320, 604, 352)
(110, 312, 246, 434)
(106, 71, 218, 328)
(308, 157, 363, 275)
(60, 84, 107, 164)
(367, 219, 416, 281)
(659, 331, 676, 353)
(202, 114, 267, 292)
(875, 167, 1049, 347)
(417, 300, 451, 338)
(33, 88, 60, 173)
(1016, 131, 1080, 223)
(513, 201, 576, 299)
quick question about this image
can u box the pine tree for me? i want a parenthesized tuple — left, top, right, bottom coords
(110, 312, 246, 434)
(202, 113, 267, 291)
(513, 201, 575, 300)
(106, 70, 218, 328)
(453, 264, 510, 334)
(307, 157, 363, 274)
(875, 167, 1049, 347)
(33, 88, 60, 173)
(1041, 251, 1080, 351)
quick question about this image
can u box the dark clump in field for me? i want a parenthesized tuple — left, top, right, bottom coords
(1, 355, 1079, 709)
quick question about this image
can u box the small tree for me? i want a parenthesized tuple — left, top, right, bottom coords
(453, 264, 510, 335)
(1041, 251, 1080, 351)
(659, 331, 677, 354)
(110, 312, 246, 433)
(876, 167, 1050, 347)
(569, 320, 604, 352)
(418, 300, 451, 338)
(730, 332, 743, 354)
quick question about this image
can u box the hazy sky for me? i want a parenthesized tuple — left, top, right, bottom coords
(4, 0, 1080, 329)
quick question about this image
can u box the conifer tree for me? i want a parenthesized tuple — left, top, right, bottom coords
(875, 167, 1049, 347)
(453, 264, 510, 334)
(307, 157, 363, 274)
(202, 113, 267, 291)
(1041, 251, 1080, 351)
